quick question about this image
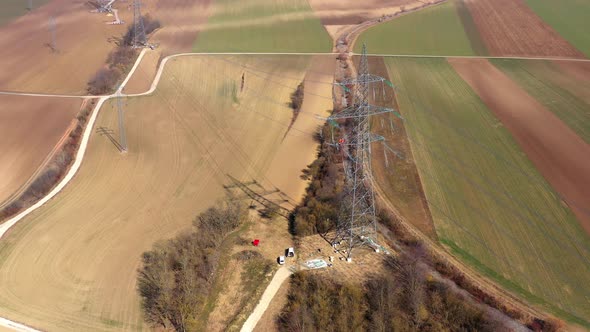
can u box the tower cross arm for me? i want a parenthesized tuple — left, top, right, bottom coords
(319, 105, 395, 121)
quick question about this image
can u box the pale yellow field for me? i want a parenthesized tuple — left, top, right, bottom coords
(0, 55, 334, 331)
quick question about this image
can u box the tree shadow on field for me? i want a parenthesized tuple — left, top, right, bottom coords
(96, 126, 124, 152)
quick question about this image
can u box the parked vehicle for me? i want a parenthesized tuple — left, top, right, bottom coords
(286, 247, 295, 257)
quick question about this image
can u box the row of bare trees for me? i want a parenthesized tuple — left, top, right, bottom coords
(0, 101, 95, 222)
(137, 200, 244, 332)
(87, 16, 160, 95)
(291, 123, 344, 236)
(279, 251, 510, 332)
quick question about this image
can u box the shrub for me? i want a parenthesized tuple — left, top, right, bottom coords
(291, 124, 344, 236)
(137, 200, 245, 331)
(122, 15, 161, 46)
(87, 67, 121, 95)
(107, 46, 136, 71)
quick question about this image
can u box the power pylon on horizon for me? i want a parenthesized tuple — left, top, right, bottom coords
(327, 44, 395, 261)
(132, 0, 147, 48)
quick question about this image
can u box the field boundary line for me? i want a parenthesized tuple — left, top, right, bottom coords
(0, 43, 585, 329)
(365, 54, 590, 61)
(0, 53, 588, 97)
(342, 9, 553, 325)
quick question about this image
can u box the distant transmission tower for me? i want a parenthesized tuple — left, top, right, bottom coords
(327, 44, 394, 261)
(132, 0, 147, 48)
(48, 16, 57, 52)
(117, 91, 128, 152)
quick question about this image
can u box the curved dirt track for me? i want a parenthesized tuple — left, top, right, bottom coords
(0, 0, 588, 326)
(0, 52, 317, 331)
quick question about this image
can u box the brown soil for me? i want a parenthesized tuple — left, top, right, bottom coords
(148, 0, 211, 53)
(463, 0, 585, 58)
(449, 58, 590, 235)
(0, 0, 130, 94)
(265, 56, 336, 203)
(296, 233, 393, 282)
(307, 0, 417, 25)
(208, 212, 294, 330)
(124, 0, 211, 94)
(326, 7, 552, 325)
(0, 95, 81, 206)
(554, 61, 590, 83)
(366, 56, 437, 239)
(549, 61, 590, 105)
(0, 0, 210, 94)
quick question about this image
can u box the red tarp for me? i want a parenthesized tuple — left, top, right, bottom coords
(252, 239, 260, 246)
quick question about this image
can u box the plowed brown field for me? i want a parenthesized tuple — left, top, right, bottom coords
(124, 0, 211, 94)
(0, 0, 210, 94)
(463, 0, 584, 58)
(0, 95, 81, 206)
(148, 0, 211, 52)
(449, 58, 590, 235)
(0, 0, 130, 94)
(307, 0, 416, 25)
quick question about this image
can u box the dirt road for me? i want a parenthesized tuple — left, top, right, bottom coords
(240, 267, 293, 332)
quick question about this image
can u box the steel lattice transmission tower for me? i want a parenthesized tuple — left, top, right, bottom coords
(327, 44, 394, 261)
(132, 0, 147, 48)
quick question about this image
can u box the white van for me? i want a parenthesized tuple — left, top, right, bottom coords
(278, 256, 285, 265)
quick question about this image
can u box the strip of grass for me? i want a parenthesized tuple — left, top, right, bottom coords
(491, 59, 590, 144)
(0, 0, 50, 26)
(384, 57, 590, 325)
(441, 238, 590, 327)
(355, 1, 474, 55)
(193, 0, 331, 53)
(524, 0, 590, 57)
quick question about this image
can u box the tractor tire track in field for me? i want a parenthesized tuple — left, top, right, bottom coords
(449, 57, 590, 236)
(462, 0, 585, 58)
(1, 0, 587, 325)
(331, 6, 555, 326)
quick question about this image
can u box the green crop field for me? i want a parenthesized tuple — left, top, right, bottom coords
(381, 57, 590, 326)
(0, 0, 50, 26)
(525, 0, 590, 57)
(193, 0, 331, 53)
(492, 59, 590, 143)
(355, 1, 476, 56)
